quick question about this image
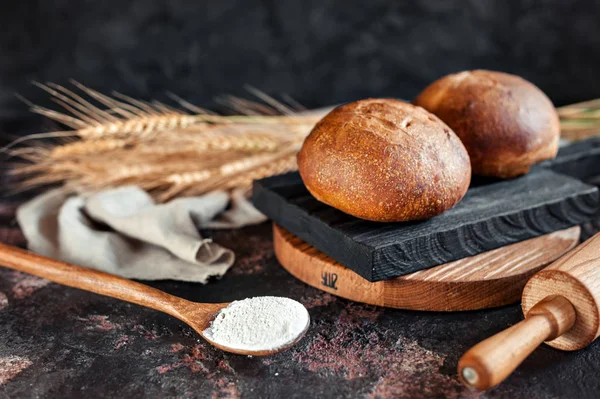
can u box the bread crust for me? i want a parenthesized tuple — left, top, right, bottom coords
(297, 99, 471, 222)
(413, 70, 560, 178)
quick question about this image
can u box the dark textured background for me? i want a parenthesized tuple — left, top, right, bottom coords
(3, 2, 600, 398)
(1, 0, 600, 133)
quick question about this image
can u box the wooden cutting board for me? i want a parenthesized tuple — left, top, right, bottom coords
(254, 169, 598, 282)
(274, 224, 581, 311)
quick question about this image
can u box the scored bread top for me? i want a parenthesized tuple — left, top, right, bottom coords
(414, 70, 559, 178)
(297, 98, 471, 222)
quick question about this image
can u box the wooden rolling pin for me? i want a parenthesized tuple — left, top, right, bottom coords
(458, 232, 600, 390)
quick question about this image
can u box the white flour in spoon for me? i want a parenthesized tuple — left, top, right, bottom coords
(203, 296, 310, 351)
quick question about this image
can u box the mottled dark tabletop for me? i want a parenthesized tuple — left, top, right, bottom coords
(2, 185, 600, 399)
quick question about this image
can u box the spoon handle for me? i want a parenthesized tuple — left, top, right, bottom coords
(0, 242, 189, 317)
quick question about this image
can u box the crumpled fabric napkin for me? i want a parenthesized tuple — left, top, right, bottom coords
(16, 186, 266, 283)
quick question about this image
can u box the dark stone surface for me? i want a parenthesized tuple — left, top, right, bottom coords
(253, 169, 599, 281)
(1, 1, 600, 395)
(2, 198, 600, 398)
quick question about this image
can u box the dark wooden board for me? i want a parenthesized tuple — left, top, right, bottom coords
(540, 138, 600, 240)
(274, 224, 580, 311)
(537, 137, 600, 183)
(253, 168, 599, 282)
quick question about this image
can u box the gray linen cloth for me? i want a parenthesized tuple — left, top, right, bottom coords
(16, 186, 266, 283)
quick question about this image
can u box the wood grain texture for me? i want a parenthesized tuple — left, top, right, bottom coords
(459, 230, 600, 390)
(537, 137, 600, 182)
(0, 242, 305, 356)
(522, 232, 600, 350)
(273, 224, 580, 311)
(255, 169, 598, 281)
(458, 295, 576, 390)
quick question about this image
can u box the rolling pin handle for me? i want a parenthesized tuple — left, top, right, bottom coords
(458, 295, 576, 390)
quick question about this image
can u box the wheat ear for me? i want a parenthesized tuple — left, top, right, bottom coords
(10, 82, 325, 201)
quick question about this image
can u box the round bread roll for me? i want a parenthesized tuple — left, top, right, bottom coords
(297, 99, 471, 222)
(413, 70, 559, 178)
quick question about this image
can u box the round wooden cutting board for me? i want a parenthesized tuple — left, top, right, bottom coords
(273, 224, 581, 311)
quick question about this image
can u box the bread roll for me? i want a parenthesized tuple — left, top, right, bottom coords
(297, 99, 471, 222)
(413, 70, 559, 178)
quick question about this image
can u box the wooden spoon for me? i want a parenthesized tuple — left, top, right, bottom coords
(0, 242, 309, 356)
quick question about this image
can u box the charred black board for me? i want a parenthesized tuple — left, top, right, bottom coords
(538, 138, 600, 240)
(537, 137, 600, 184)
(253, 169, 599, 282)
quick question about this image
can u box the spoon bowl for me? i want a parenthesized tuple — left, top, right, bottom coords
(0, 242, 309, 356)
(200, 312, 311, 356)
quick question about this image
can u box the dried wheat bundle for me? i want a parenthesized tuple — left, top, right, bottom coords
(8, 82, 327, 201)
(558, 99, 600, 141)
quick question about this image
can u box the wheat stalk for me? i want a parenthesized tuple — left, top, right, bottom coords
(9, 82, 326, 201)
(558, 100, 600, 141)
(50, 139, 131, 158)
(23, 82, 321, 140)
(156, 146, 299, 202)
(169, 154, 298, 201)
(14, 82, 599, 203)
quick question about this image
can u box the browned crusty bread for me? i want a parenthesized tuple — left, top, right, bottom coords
(413, 70, 560, 178)
(297, 99, 471, 222)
